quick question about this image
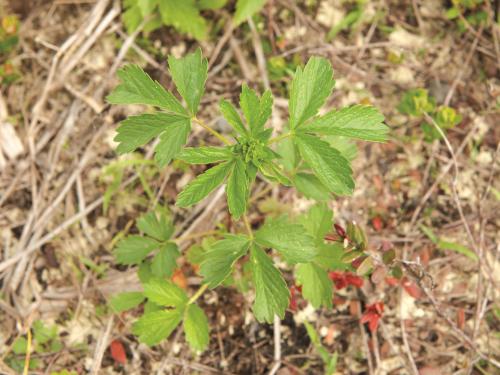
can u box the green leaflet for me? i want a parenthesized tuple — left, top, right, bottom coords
(250, 245, 290, 323)
(305, 105, 389, 142)
(198, 0, 228, 9)
(109, 292, 145, 313)
(114, 235, 159, 265)
(107, 65, 186, 114)
(294, 173, 330, 201)
(177, 161, 232, 207)
(177, 146, 233, 164)
(143, 278, 188, 307)
(255, 216, 317, 264)
(183, 304, 210, 351)
(296, 262, 333, 308)
(295, 134, 354, 196)
(168, 48, 208, 115)
(219, 99, 248, 136)
(314, 243, 348, 271)
(132, 309, 182, 346)
(114, 113, 187, 155)
(154, 116, 191, 167)
(137, 210, 173, 242)
(289, 57, 335, 129)
(239, 84, 273, 136)
(328, 136, 358, 161)
(158, 0, 207, 40)
(299, 203, 333, 245)
(226, 159, 248, 219)
(199, 234, 250, 288)
(137, 0, 156, 16)
(151, 242, 180, 278)
(234, 0, 267, 25)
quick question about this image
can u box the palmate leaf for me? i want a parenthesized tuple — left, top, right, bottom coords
(158, 0, 207, 40)
(137, 210, 174, 242)
(151, 242, 180, 278)
(226, 159, 248, 219)
(176, 161, 233, 207)
(106, 65, 186, 115)
(255, 216, 317, 264)
(305, 105, 388, 142)
(132, 309, 182, 346)
(183, 304, 210, 352)
(295, 134, 354, 196)
(177, 146, 233, 164)
(168, 48, 208, 115)
(199, 234, 250, 288)
(296, 262, 333, 309)
(250, 245, 289, 323)
(289, 57, 335, 129)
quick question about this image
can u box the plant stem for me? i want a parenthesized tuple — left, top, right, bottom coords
(193, 117, 232, 146)
(188, 283, 208, 304)
(268, 132, 292, 144)
(23, 327, 32, 375)
(243, 214, 253, 239)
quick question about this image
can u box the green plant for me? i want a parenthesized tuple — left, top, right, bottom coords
(398, 88, 462, 142)
(6, 320, 62, 372)
(0, 14, 20, 85)
(445, 0, 488, 33)
(304, 321, 338, 375)
(122, 0, 267, 39)
(106, 48, 388, 352)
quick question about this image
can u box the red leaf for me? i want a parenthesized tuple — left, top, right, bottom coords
(110, 340, 126, 365)
(172, 269, 187, 289)
(361, 311, 380, 332)
(385, 277, 399, 286)
(329, 271, 363, 289)
(351, 256, 366, 269)
(371, 216, 383, 232)
(361, 301, 384, 333)
(328, 271, 347, 289)
(345, 273, 364, 288)
(402, 278, 422, 299)
(334, 224, 346, 238)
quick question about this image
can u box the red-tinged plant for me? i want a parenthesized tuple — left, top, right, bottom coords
(385, 276, 399, 286)
(385, 276, 422, 299)
(289, 285, 302, 312)
(334, 223, 347, 239)
(371, 216, 383, 232)
(110, 340, 127, 365)
(401, 277, 422, 299)
(361, 302, 384, 333)
(328, 271, 364, 290)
